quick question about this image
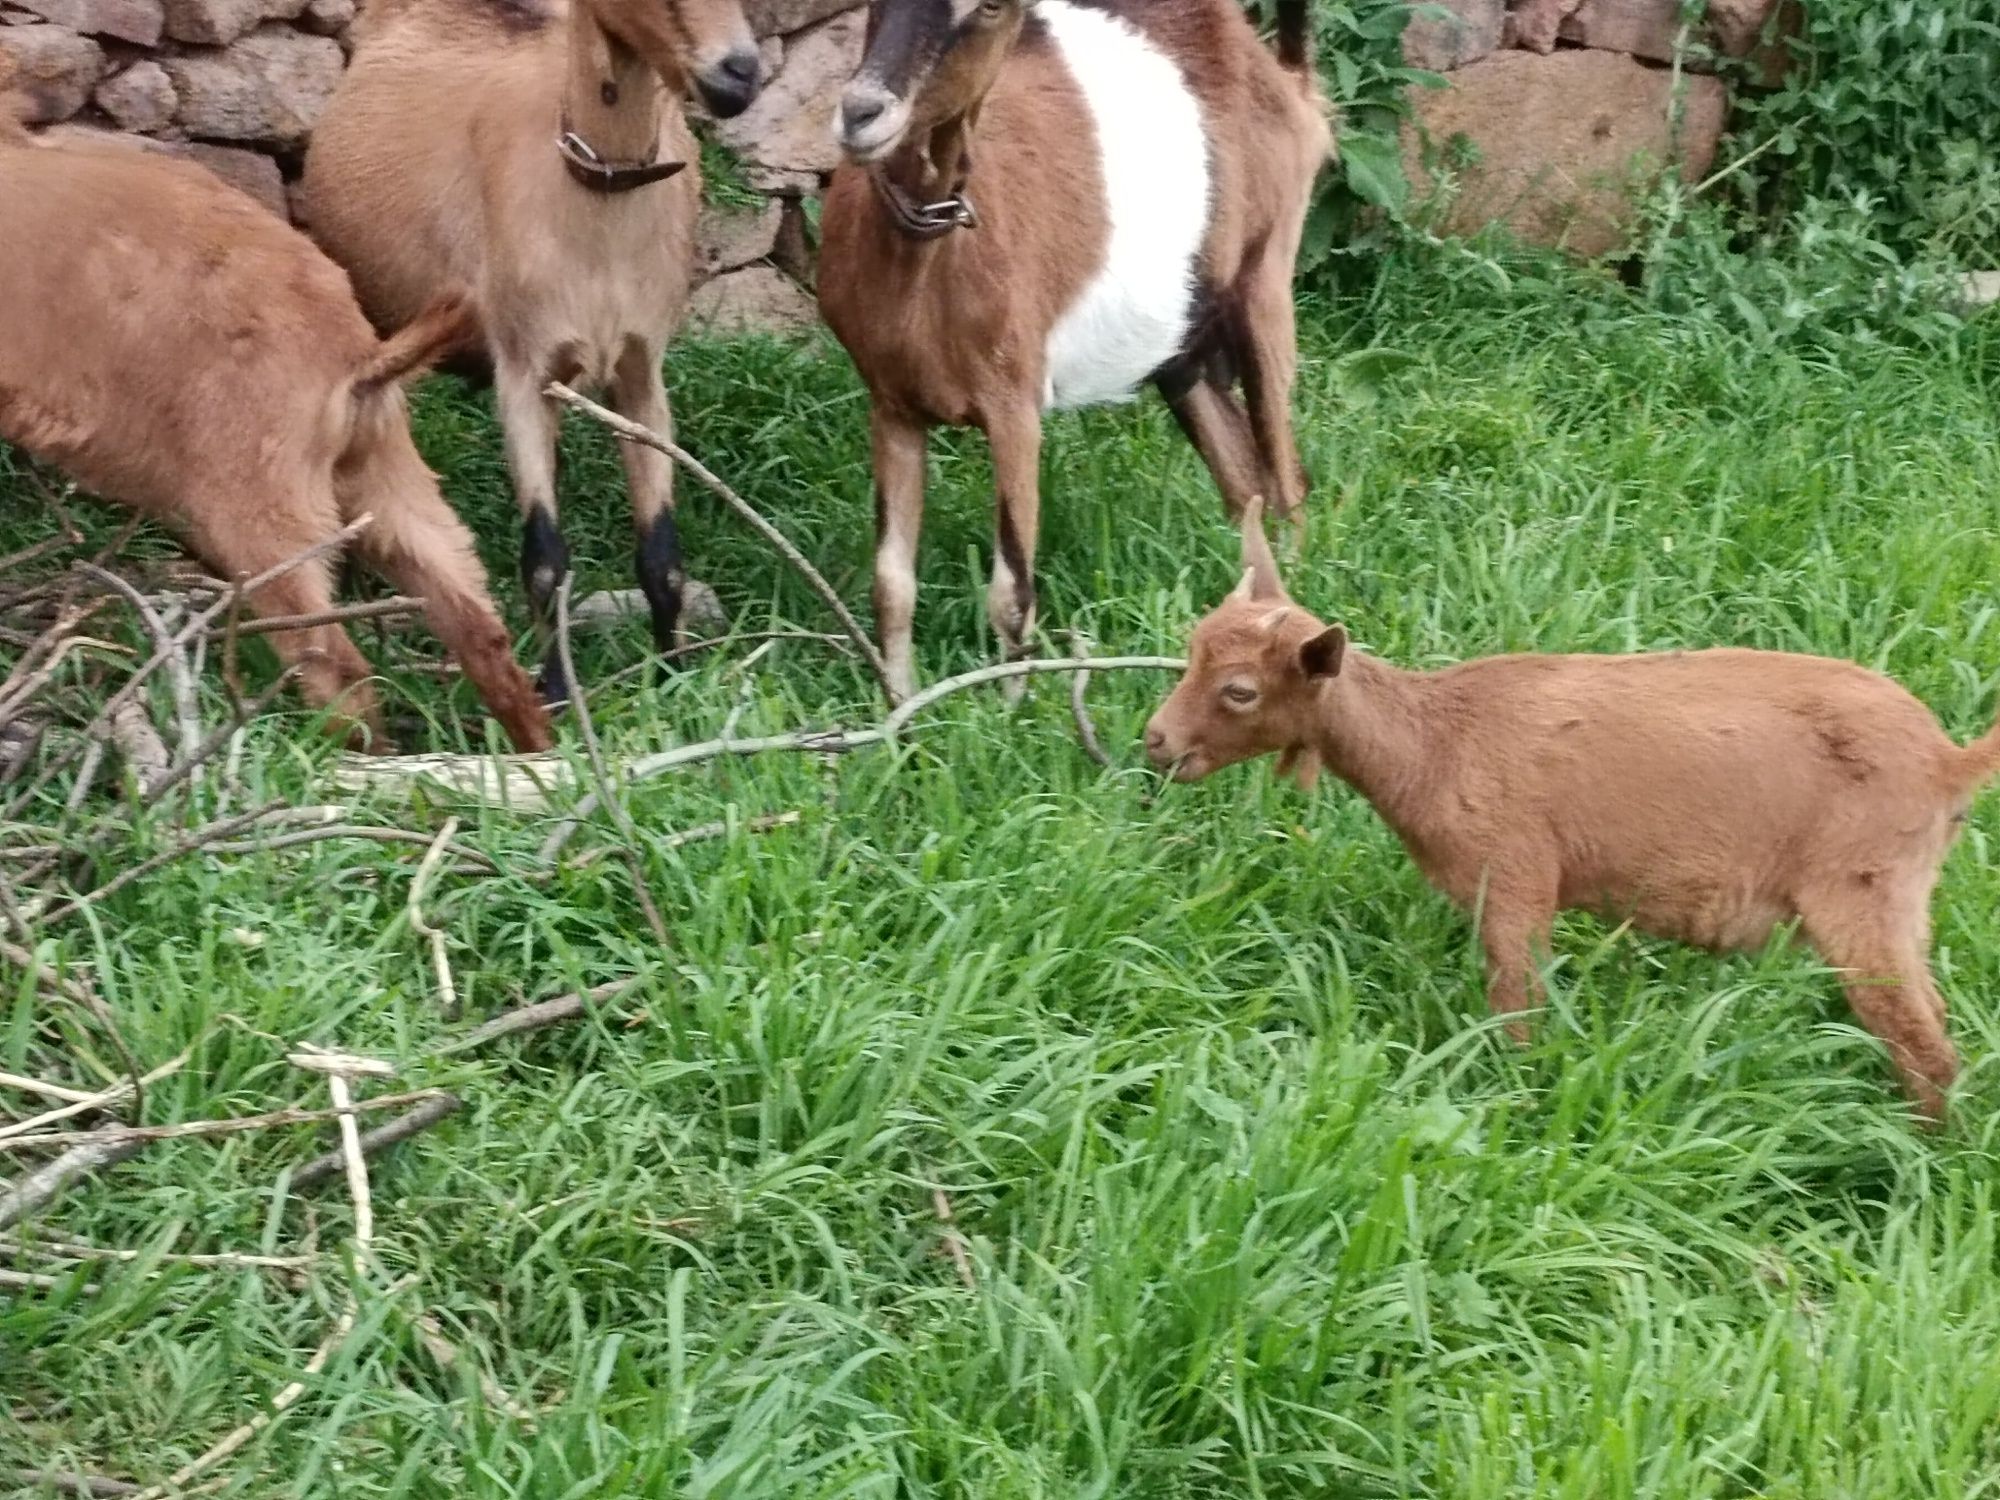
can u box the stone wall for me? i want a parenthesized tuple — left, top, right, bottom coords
(3, 0, 1792, 305)
(0, 0, 867, 315)
(1400, 0, 1792, 257)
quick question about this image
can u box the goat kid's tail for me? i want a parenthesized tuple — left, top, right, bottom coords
(1273, 0, 1311, 74)
(1956, 713, 2000, 793)
(351, 290, 480, 395)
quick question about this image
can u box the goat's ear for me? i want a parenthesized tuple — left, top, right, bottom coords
(1239, 497, 1286, 602)
(1299, 624, 1347, 679)
(1227, 567, 1258, 602)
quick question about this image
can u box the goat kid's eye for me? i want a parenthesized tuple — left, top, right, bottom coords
(978, 0, 1006, 18)
(1222, 684, 1258, 707)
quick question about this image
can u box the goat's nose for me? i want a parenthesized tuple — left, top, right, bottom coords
(840, 91, 889, 140)
(718, 47, 759, 85)
(1143, 724, 1170, 765)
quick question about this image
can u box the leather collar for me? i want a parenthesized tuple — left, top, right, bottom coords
(868, 166, 979, 241)
(557, 125, 686, 194)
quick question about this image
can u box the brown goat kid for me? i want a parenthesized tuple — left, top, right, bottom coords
(1145, 505, 1996, 1121)
(301, 0, 762, 703)
(818, 0, 1331, 701)
(0, 117, 553, 753)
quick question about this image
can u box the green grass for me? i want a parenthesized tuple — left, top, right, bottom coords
(6, 247, 2000, 1497)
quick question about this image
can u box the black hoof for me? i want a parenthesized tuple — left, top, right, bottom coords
(536, 656, 573, 713)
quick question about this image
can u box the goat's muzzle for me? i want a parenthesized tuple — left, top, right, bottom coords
(836, 80, 910, 162)
(696, 47, 763, 119)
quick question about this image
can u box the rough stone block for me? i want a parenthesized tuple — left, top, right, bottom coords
(1402, 48, 1727, 258)
(160, 24, 340, 144)
(695, 198, 783, 280)
(158, 0, 301, 47)
(9, 0, 159, 46)
(1402, 0, 1502, 71)
(0, 24, 103, 122)
(685, 266, 818, 337)
(93, 56, 174, 129)
(714, 7, 860, 177)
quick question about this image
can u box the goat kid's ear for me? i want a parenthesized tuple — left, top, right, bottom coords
(1299, 624, 1347, 680)
(1239, 496, 1287, 602)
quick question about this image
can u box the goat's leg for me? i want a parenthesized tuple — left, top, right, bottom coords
(610, 338, 682, 659)
(982, 401, 1045, 705)
(1802, 895, 1959, 1123)
(1159, 374, 1264, 522)
(1234, 250, 1311, 522)
(1476, 880, 1557, 1045)
(870, 404, 928, 703)
(495, 356, 569, 706)
(348, 473, 554, 754)
(182, 505, 386, 749)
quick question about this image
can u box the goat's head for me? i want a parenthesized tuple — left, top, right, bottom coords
(836, 0, 1028, 163)
(581, 0, 763, 117)
(1144, 501, 1347, 787)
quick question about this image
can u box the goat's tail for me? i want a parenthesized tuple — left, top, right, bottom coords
(350, 289, 480, 396)
(1273, 0, 1312, 74)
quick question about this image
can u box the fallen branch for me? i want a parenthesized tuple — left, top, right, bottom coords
(433, 977, 641, 1056)
(536, 655, 1183, 863)
(1064, 633, 1111, 768)
(555, 578, 669, 944)
(2, 1234, 314, 1272)
(0, 1264, 101, 1293)
(197, 822, 500, 875)
(0, 1049, 192, 1146)
(0, 1468, 140, 1499)
(134, 1053, 385, 1499)
(410, 1309, 538, 1425)
(200, 596, 424, 642)
(39, 804, 290, 927)
(0, 1139, 146, 1232)
(405, 817, 462, 1014)
(0, 1070, 99, 1106)
(76, 563, 202, 773)
(0, 1087, 452, 1152)
(547, 382, 897, 701)
(106, 700, 170, 798)
(288, 1092, 463, 1192)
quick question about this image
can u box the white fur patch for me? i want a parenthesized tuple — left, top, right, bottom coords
(1036, 0, 1209, 411)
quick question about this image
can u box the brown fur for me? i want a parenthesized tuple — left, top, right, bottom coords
(1144, 503, 1995, 1122)
(0, 126, 552, 753)
(818, 0, 1331, 701)
(300, 0, 760, 686)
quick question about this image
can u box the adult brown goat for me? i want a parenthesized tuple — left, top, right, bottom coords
(0, 106, 553, 754)
(818, 0, 1331, 701)
(301, 0, 763, 703)
(1146, 504, 1989, 1123)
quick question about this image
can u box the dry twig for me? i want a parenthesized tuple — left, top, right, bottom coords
(0, 1467, 140, 1498)
(553, 577, 670, 943)
(547, 382, 897, 700)
(932, 1187, 975, 1291)
(433, 977, 642, 1055)
(2, 1233, 314, 1273)
(288, 1092, 464, 1192)
(1064, 633, 1112, 768)
(406, 817, 462, 1013)
(0, 1087, 452, 1152)
(536, 655, 1184, 863)
(0, 1139, 146, 1232)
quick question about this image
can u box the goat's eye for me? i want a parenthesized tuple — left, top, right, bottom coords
(1221, 684, 1258, 707)
(977, 0, 1006, 17)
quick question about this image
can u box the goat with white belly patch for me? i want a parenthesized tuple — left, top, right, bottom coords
(817, 0, 1333, 702)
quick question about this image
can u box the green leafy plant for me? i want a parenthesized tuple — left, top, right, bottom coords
(1726, 0, 2000, 263)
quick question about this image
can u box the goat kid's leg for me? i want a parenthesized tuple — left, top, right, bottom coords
(1159, 373, 1264, 522)
(871, 405, 928, 703)
(1234, 250, 1311, 522)
(1803, 898, 1959, 1124)
(349, 473, 555, 754)
(982, 402, 1044, 705)
(1476, 880, 1557, 1046)
(610, 339, 683, 661)
(184, 506, 386, 749)
(496, 356, 570, 706)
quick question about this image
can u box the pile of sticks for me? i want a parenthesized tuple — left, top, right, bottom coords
(0, 400, 1184, 1495)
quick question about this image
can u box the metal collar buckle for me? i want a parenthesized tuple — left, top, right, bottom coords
(556, 127, 686, 194)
